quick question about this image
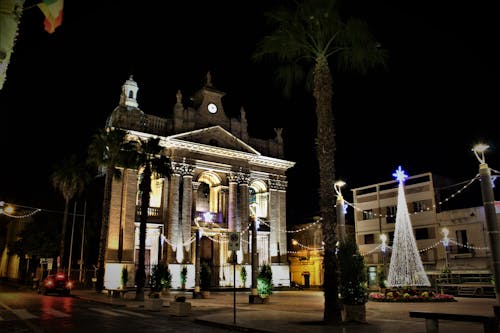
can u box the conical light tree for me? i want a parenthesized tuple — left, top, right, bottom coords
(387, 166, 430, 287)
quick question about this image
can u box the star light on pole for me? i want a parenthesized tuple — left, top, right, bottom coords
(472, 143, 500, 306)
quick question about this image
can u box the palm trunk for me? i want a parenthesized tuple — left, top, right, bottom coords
(96, 169, 113, 292)
(314, 56, 342, 324)
(136, 164, 152, 301)
(59, 199, 69, 271)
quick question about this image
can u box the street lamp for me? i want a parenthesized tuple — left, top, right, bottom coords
(472, 143, 500, 307)
(380, 233, 387, 273)
(441, 228, 450, 274)
(334, 180, 346, 242)
(0, 201, 14, 215)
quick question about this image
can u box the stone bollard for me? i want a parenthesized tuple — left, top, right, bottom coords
(169, 299, 191, 316)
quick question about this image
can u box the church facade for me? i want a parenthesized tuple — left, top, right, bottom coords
(102, 74, 295, 290)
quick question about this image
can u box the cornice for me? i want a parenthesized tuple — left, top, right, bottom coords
(164, 138, 295, 171)
(123, 129, 295, 171)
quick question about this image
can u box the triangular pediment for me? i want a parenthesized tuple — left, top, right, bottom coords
(168, 126, 260, 155)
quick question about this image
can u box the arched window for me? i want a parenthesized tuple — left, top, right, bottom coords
(197, 182, 210, 212)
(249, 180, 268, 218)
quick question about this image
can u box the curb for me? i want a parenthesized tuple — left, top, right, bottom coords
(194, 318, 273, 333)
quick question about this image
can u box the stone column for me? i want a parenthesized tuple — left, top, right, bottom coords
(268, 178, 280, 262)
(177, 160, 195, 259)
(161, 177, 169, 263)
(192, 182, 200, 218)
(228, 172, 238, 232)
(277, 178, 288, 263)
(220, 186, 228, 225)
(268, 177, 288, 263)
(167, 172, 181, 263)
(238, 173, 250, 256)
(182, 174, 193, 252)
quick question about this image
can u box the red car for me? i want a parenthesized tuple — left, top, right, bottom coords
(38, 272, 72, 296)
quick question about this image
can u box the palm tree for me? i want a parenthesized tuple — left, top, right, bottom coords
(87, 127, 136, 292)
(51, 154, 90, 273)
(133, 137, 171, 301)
(253, 0, 387, 324)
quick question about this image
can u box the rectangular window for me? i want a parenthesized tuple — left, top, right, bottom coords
(412, 200, 428, 213)
(415, 228, 429, 240)
(385, 205, 396, 224)
(388, 232, 394, 246)
(363, 209, 374, 220)
(364, 234, 375, 244)
(456, 229, 469, 253)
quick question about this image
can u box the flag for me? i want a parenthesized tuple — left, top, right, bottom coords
(37, 0, 64, 34)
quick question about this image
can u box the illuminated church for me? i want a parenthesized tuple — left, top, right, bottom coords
(102, 73, 295, 290)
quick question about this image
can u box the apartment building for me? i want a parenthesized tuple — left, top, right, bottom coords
(351, 172, 494, 289)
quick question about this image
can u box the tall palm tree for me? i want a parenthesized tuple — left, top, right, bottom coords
(51, 154, 90, 272)
(133, 137, 171, 301)
(87, 127, 136, 292)
(253, 0, 387, 324)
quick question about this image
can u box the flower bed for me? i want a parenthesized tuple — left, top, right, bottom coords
(369, 290, 456, 302)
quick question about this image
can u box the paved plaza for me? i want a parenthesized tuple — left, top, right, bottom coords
(72, 288, 499, 333)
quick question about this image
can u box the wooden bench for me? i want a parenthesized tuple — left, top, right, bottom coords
(409, 311, 499, 333)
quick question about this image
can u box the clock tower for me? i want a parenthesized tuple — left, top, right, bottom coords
(191, 72, 227, 125)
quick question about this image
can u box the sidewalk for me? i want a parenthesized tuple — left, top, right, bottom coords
(71, 288, 500, 333)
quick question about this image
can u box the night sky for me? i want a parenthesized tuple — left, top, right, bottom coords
(0, 0, 498, 224)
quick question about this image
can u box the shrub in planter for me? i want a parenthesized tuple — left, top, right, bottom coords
(121, 267, 128, 289)
(240, 266, 247, 288)
(162, 266, 172, 290)
(257, 264, 273, 297)
(180, 266, 188, 289)
(338, 237, 368, 306)
(200, 262, 211, 291)
(150, 264, 163, 292)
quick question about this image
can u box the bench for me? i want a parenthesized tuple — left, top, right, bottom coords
(107, 288, 133, 298)
(409, 311, 499, 333)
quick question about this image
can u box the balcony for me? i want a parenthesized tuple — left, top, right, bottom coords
(135, 206, 161, 224)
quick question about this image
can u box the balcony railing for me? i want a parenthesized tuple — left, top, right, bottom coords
(135, 206, 161, 223)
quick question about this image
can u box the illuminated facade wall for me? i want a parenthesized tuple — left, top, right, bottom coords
(103, 75, 295, 289)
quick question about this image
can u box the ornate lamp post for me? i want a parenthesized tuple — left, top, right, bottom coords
(472, 144, 500, 307)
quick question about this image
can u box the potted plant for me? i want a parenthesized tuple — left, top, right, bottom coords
(161, 264, 172, 295)
(257, 263, 273, 302)
(240, 265, 247, 288)
(145, 264, 164, 311)
(180, 266, 188, 290)
(121, 266, 128, 289)
(200, 262, 211, 298)
(377, 266, 386, 293)
(338, 237, 368, 323)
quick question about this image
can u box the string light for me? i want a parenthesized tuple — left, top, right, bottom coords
(0, 201, 42, 219)
(345, 175, 479, 219)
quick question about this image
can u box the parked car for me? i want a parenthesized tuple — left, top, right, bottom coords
(38, 272, 72, 296)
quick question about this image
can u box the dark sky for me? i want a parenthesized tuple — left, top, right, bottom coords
(0, 0, 498, 224)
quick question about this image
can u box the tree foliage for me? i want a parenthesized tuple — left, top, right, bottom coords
(338, 237, 368, 305)
(257, 263, 273, 296)
(86, 127, 136, 292)
(50, 154, 90, 268)
(8, 213, 60, 259)
(253, 0, 386, 323)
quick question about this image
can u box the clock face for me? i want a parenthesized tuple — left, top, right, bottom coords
(207, 103, 218, 114)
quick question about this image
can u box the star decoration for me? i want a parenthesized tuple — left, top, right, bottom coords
(392, 166, 408, 183)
